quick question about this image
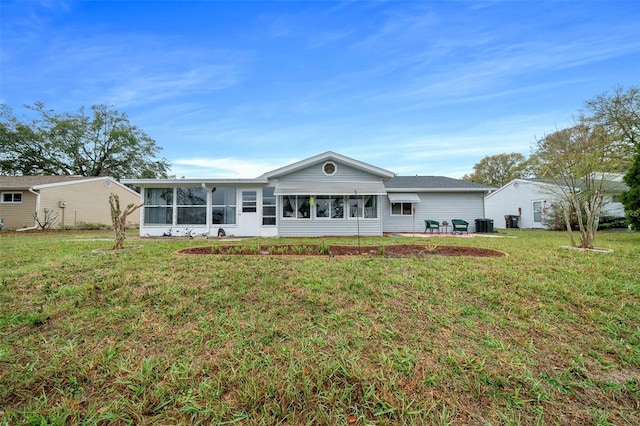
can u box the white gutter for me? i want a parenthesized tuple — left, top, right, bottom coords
(202, 183, 211, 236)
(16, 187, 41, 232)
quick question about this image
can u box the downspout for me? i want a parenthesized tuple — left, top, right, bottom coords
(202, 183, 211, 236)
(17, 187, 40, 232)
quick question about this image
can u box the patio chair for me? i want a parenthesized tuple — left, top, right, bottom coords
(451, 219, 469, 233)
(424, 219, 440, 233)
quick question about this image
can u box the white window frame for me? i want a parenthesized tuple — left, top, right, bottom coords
(390, 202, 413, 216)
(1, 192, 22, 203)
(176, 187, 208, 225)
(262, 187, 276, 226)
(211, 187, 237, 225)
(281, 194, 378, 220)
(143, 188, 173, 225)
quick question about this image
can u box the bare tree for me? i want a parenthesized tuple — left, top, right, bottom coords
(33, 210, 60, 231)
(109, 193, 143, 250)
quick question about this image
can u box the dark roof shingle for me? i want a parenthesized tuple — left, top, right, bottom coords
(385, 176, 494, 190)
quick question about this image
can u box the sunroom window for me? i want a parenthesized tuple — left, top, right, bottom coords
(144, 188, 173, 225)
(212, 187, 236, 225)
(176, 188, 207, 225)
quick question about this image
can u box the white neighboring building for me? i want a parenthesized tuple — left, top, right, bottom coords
(485, 176, 627, 229)
(485, 179, 556, 229)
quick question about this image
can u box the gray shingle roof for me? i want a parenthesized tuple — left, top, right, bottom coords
(385, 176, 494, 190)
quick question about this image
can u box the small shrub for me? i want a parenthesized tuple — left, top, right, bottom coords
(598, 215, 628, 230)
(293, 245, 308, 255)
(247, 244, 260, 254)
(318, 242, 331, 255)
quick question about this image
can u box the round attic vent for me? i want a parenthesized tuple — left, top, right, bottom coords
(104, 180, 112, 188)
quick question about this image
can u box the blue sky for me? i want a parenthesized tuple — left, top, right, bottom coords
(2, 1, 639, 179)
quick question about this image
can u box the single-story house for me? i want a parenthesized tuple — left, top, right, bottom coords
(485, 176, 627, 229)
(0, 176, 141, 231)
(122, 151, 493, 237)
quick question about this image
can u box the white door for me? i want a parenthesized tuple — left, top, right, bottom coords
(238, 189, 260, 236)
(532, 200, 544, 228)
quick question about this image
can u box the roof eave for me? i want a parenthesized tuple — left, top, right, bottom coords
(121, 178, 270, 186)
(387, 187, 494, 193)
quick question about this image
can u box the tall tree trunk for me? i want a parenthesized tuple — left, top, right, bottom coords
(561, 203, 577, 247)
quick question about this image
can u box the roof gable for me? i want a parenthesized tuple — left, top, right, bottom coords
(261, 151, 396, 180)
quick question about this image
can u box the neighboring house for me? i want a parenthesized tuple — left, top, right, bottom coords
(485, 176, 628, 229)
(598, 173, 628, 218)
(0, 176, 141, 230)
(123, 151, 493, 237)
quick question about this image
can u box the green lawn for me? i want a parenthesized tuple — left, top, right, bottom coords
(1, 230, 638, 425)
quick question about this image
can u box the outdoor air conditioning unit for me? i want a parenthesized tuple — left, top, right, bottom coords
(59, 201, 67, 208)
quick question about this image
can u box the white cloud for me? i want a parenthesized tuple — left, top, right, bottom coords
(170, 157, 296, 179)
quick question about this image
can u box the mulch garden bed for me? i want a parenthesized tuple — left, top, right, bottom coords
(177, 244, 506, 257)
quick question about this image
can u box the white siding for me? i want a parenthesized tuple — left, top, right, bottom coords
(485, 181, 555, 229)
(278, 216, 382, 237)
(600, 196, 625, 217)
(382, 192, 486, 233)
(275, 161, 386, 236)
(278, 162, 383, 183)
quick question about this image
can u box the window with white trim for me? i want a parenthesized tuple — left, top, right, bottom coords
(242, 191, 257, 213)
(391, 202, 413, 216)
(315, 195, 345, 219)
(349, 194, 378, 218)
(262, 187, 276, 225)
(1, 192, 22, 203)
(283, 194, 377, 219)
(282, 195, 311, 219)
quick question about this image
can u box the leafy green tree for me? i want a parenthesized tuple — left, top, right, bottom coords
(584, 86, 639, 227)
(534, 120, 627, 248)
(621, 147, 640, 230)
(585, 86, 639, 150)
(0, 103, 170, 179)
(462, 152, 528, 188)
